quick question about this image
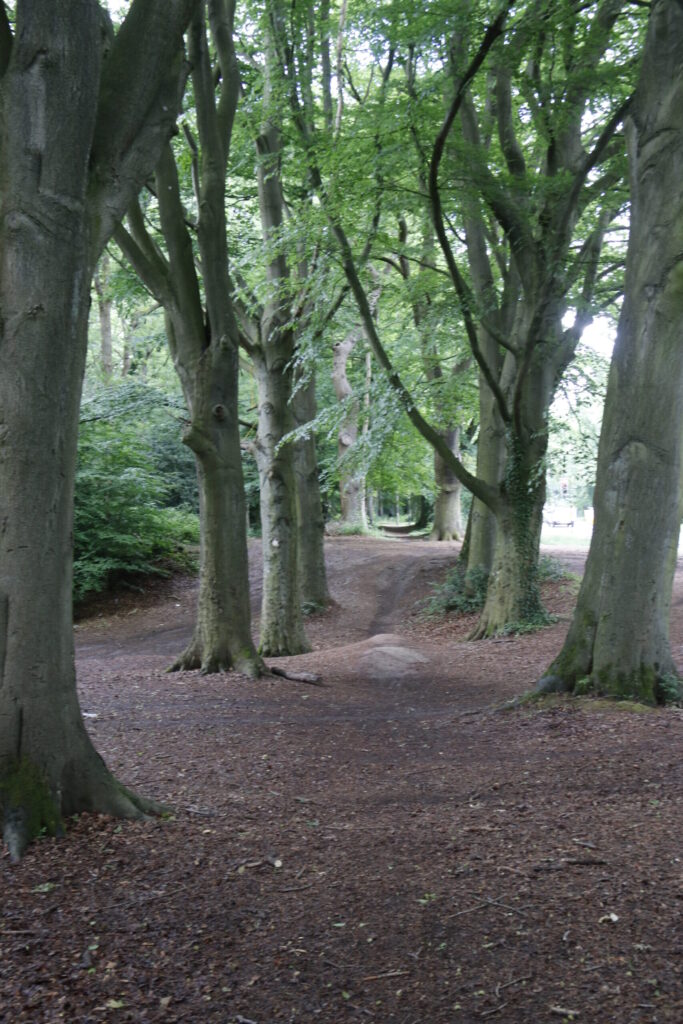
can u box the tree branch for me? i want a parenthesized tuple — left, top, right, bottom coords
(89, 0, 198, 257)
(208, 0, 241, 161)
(330, 221, 499, 511)
(429, 4, 517, 424)
(495, 65, 526, 177)
(154, 144, 206, 339)
(558, 94, 633, 249)
(114, 220, 175, 311)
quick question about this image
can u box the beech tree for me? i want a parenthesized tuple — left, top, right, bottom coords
(538, 0, 683, 704)
(237, 29, 310, 656)
(0, 0, 198, 861)
(116, 1, 261, 675)
(273, 0, 641, 637)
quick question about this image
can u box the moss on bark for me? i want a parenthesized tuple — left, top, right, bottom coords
(1, 759, 63, 862)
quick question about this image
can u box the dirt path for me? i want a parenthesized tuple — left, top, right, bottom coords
(2, 538, 682, 1024)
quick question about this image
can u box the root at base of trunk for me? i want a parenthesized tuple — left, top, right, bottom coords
(168, 642, 263, 678)
(267, 665, 324, 686)
(1, 759, 167, 863)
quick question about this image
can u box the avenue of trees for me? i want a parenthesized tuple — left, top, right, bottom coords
(0, 0, 681, 859)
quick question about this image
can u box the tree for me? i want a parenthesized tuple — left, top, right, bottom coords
(277, 0, 638, 637)
(538, 0, 683, 704)
(116, 1, 261, 675)
(231, 19, 313, 655)
(0, 0, 198, 861)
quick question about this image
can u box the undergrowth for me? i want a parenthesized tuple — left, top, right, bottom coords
(423, 563, 489, 617)
(424, 555, 573, 622)
(74, 419, 199, 602)
(536, 554, 577, 583)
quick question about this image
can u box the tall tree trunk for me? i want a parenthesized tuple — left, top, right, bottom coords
(252, 30, 308, 655)
(466, 376, 504, 576)
(332, 327, 367, 530)
(471, 349, 551, 637)
(0, 188, 152, 862)
(431, 428, 464, 540)
(292, 374, 330, 609)
(0, 0, 197, 860)
(254, 353, 308, 654)
(116, 8, 260, 677)
(540, 0, 683, 703)
(170, 339, 257, 676)
(471, 463, 546, 639)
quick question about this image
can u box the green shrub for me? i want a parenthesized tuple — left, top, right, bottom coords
(74, 419, 199, 602)
(536, 554, 574, 582)
(423, 563, 489, 617)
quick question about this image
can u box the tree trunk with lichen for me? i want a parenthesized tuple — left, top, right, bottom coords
(539, 0, 683, 703)
(0, 0, 197, 861)
(470, 482, 545, 640)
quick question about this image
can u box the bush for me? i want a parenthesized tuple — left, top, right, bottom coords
(74, 419, 198, 603)
(536, 554, 574, 582)
(423, 563, 489, 617)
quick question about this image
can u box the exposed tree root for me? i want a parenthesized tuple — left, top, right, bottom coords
(430, 528, 461, 542)
(266, 665, 324, 686)
(169, 641, 263, 678)
(259, 639, 311, 658)
(3, 807, 29, 864)
(1, 762, 168, 864)
(169, 642, 202, 673)
(535, 674, 572, 695)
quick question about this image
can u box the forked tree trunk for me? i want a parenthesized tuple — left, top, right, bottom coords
(292, 375, 330, 609)
(431, 428, 464, 540)
(540, 0, 683, 703)
(116, 8, 261, 678)
(0, 0, 196, 860)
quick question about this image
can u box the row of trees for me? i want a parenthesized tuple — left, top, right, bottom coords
(0, 0, 681, 859)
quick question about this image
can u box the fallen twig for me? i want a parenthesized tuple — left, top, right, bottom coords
(362, 969, 409, 982)
(497, 974, 533, 994)
(480, 1002, 508, 1017)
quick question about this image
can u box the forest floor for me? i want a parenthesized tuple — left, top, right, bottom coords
(2, 536, 682, 1024)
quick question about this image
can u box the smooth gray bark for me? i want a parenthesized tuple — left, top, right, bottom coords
(541, 0, 683, 703)
(431, 429, 464, 541)
(250, 35, 308, 655)
(0, 0, 198, 860)
(291, 374, 330, 608)
(94, 251, 113, 378)
(331, 325, 367, 530)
